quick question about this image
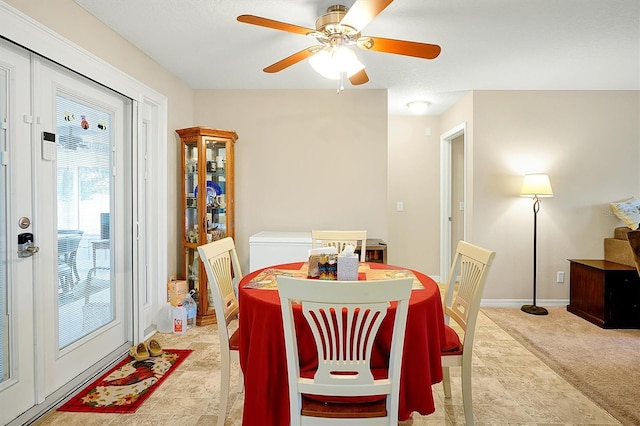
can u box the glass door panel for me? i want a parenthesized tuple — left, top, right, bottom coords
(56, 95, 113, 348)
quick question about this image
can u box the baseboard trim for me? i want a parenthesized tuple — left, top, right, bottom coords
(481, 299, 569, 308)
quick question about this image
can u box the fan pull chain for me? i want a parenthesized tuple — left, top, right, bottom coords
(337, 73, 345, 94)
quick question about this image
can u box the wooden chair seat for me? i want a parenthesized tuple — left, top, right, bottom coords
(229, 328, 240, 351)
(301, 396, 387, 419)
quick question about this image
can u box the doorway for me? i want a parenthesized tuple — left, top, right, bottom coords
(0, 38, 131, 424)
(439, 122, 467, 279)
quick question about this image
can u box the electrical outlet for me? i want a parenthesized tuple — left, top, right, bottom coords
(556, 271, 565, 283)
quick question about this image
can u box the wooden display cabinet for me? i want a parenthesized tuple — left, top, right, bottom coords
(177, 126, 238, 325)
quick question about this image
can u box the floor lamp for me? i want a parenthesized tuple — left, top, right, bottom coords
(520, 174, 553, 315)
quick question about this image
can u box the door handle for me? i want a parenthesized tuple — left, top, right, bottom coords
(19, 245, 40, 257)
(18, 232, 40, 258)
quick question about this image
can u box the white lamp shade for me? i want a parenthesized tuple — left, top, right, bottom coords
(520, 174, 553, 197)
(309, 50, 338, 79)
(309, 46, 364, 80)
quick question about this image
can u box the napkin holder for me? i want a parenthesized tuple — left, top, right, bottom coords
(308, 247, 337, 278)
(318, 254, 338, 280)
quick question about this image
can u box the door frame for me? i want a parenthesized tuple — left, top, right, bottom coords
(440, 122, 467, 280)
(1, 3, 168, 423)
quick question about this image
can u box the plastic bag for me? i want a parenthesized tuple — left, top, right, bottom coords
(183, 289, 197, 327)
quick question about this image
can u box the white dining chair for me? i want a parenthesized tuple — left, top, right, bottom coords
(197, 237, 244, 426)
(277, 276, 413, 425)
(311, 230, 368, 261)
(440, 240, 496, 426)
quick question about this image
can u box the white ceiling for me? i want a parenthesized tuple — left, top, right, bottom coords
(73, 0, 639, 115)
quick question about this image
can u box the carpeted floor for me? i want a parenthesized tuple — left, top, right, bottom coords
(482, 307, 640, 426)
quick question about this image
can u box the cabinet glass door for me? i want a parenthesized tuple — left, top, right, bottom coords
(204, 138, 227, 242)
(183, 140, 201, 310)
(184, 141, 199, 245)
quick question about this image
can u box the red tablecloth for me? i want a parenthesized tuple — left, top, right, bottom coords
(238, 262, 446, 426)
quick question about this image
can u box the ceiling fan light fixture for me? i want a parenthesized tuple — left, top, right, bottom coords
(309, 46, 364, 80)
(309, 49, 338, 79)
(406, 100, 431, 114)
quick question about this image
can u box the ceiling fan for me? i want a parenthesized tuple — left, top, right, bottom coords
(237, 0, 441, 86)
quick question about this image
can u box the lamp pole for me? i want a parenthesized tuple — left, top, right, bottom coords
(521, 194, 549, 315)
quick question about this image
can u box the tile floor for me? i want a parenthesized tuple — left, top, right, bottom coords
(36, 310, 621, 425)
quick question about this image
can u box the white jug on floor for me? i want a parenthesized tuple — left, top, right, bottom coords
(172, 303, 187, 334)
(157, 302, 173, 333)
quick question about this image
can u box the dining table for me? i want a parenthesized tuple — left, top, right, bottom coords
(238, 261, 448, 426)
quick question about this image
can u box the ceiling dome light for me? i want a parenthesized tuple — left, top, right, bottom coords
(406, 100, 431, 114)
(309, 46, 364, 80)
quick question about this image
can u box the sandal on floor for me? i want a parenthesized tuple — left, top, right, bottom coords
(129, 342, 150, 361)
(148, 339, 163, 357)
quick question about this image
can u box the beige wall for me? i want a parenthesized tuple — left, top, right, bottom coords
(393, 90, 639, 302)
(470, 90, 640, 300)
(387, 116, 441, 272)
(6, 1, 640, 303)
(192, 89, 388, 271)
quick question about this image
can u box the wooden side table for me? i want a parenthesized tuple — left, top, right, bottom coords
(356, 239, 388, 264)
(567, 259, 640, 328)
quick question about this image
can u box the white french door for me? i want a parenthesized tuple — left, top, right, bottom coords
(36, 57, 131, 395)
(0, 38, 132, 424)
(0, 36, 37, 426)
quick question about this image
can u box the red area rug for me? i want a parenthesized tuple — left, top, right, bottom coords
(58, 348, 192, 414)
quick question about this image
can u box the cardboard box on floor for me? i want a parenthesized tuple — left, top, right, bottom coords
(167, 277, 188, 307)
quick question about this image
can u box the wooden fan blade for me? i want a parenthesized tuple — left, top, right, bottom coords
(349, 69, 369, 85)
(237, 15, 313, 36)
(263, 48, 316, 73)
(340, 0, 393, 32)
(367, 36, 441, 59)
